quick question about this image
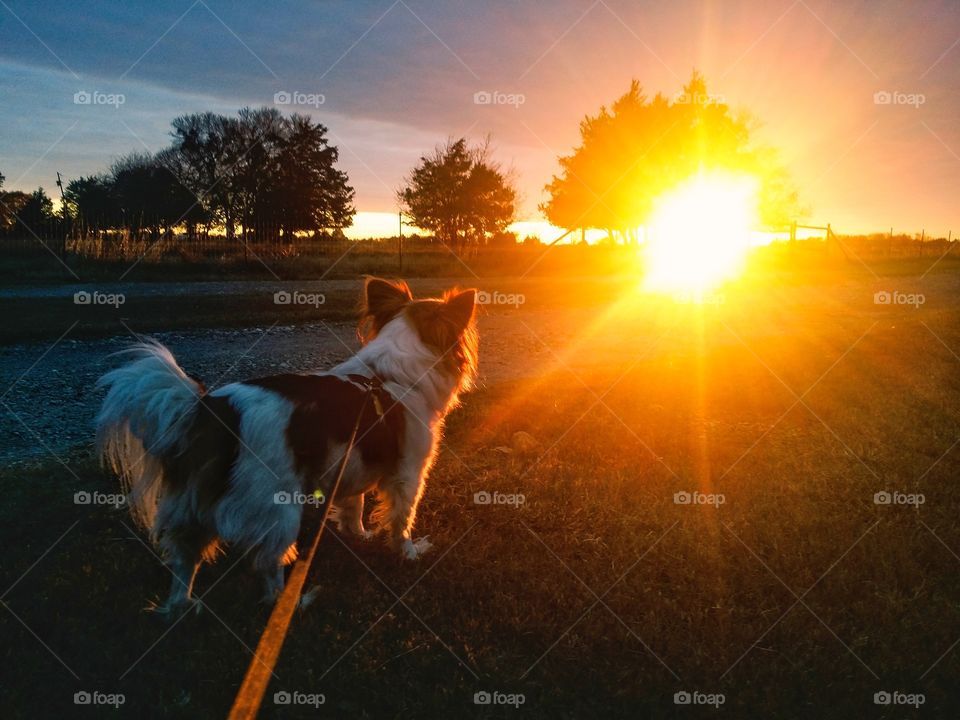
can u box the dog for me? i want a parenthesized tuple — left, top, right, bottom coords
(96, 278, 478, 613)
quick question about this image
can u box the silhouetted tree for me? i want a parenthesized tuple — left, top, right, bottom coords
(20, 188, 54, 224)
(64, 175, 122, 230)
(164, 111, 244, 238)
(398, 137, 516, 248)
(541, 72, 802, 241)
(232, 107, 287, 240)
(111, 152, 205, 237)
(1, 187, 56, 236)
(164, 107, 355, 241)
(267, 114, 355, 237)
(0, 171, 17, 230)
(0, 172, 35, 232)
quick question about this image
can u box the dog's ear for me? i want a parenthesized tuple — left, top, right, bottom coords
(444, 289, 477, 334)
(364, 277, 412, 319)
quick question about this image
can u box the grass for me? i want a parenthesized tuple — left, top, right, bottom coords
(3, 262, 960, 718)
(5, 251, 960, 345)
(0, 240, 634, 286)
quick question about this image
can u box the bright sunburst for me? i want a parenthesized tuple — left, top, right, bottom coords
(643, 172, 759, 293)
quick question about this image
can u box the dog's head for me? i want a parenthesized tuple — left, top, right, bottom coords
(359, 277, 479, 393)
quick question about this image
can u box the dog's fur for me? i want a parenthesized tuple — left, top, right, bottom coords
(96, 278, 478, 612)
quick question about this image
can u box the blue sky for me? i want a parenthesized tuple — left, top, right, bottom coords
(2, 0, 959, 235)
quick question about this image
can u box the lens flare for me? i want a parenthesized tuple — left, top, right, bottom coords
(643, 172, 759, 292)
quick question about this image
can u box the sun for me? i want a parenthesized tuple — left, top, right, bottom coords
(642, 172, 759, 293)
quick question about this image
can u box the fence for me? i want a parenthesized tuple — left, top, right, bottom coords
(2, 221, 957, 274)
(0, 222, 635, 279)
(776, 221, 960, 260)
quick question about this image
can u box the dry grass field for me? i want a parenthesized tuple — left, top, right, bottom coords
(2, 260, 959, 718)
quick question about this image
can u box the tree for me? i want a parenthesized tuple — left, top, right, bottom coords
(231, 107, 287, 239)
(20, 188, 54, 225)
(110, 152, 205, 237)
(163, 112, 243, 237)
(2, 188, 55, 235)
(398, 137, 516, 248)
(267, 114, 355, 236)
(163, 107, 355, 240)
(0, 172, 34, 232)
(64, 175, 121, 230)
(541, 72, 802, 241)
(0, 171, 16, 230)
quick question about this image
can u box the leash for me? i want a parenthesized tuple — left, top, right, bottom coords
(227, 384, 377, 720)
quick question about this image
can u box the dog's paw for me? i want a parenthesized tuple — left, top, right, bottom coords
(299, 584, 321, 611)
(402, 536, 433, 560)
(148, 597, 200, 619)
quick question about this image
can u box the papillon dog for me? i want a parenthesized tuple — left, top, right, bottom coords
(96, 278, 478, 612)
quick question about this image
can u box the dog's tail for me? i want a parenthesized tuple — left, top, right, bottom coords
(95, 339, 203, 531)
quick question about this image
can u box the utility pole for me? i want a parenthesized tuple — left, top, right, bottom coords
(55, 171, 68, 258)
(55, 172, 67, 219)
(398, 210, 403, 274)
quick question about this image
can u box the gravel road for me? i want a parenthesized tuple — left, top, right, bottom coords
(0, 311, 583, 466)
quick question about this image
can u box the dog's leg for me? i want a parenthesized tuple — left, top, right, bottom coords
(254, 512, 301, 604)
(155, 526, 211, 615)
(260, 563, 286, 603)
(377, 472, 432, 560)
(333, 494, 373, 539)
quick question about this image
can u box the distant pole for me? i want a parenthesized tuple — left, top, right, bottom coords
(398, 211, 403, 274)
(55, 172, 67, 219)
(55, 171, 68, 258)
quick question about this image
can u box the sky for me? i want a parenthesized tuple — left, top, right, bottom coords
(1, 0, 958, 238)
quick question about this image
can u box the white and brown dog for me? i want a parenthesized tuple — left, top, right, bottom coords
(96, 278, 478, 612)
